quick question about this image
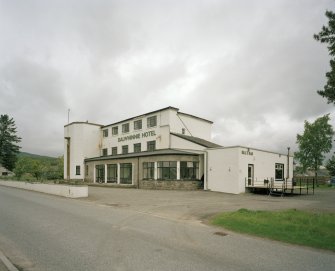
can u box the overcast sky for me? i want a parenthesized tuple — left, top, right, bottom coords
(1, 0, 335, 157)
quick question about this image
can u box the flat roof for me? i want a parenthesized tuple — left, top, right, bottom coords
(64, 121, 103, 128)
(207, 145, 293, 157)
(85, 148, 199, 162)
(103, 106, 179, 128)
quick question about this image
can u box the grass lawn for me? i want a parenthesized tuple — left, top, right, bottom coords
(211, 209, 335, 251)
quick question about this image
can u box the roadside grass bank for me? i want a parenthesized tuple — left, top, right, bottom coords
(211, 209, 335, 252)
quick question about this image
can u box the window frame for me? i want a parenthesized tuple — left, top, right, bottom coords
(275, 163, 284, 181)
(122, 123, 130, 133)
(107, 164, 118, 183)
(76, 165, 81, 175)
(134, 119, 142, 130)
(102, 148, 108, 156)
(95, 164, 105, 183)
(112, 126, 118, 136)
(122, 145, 128, 154)
(134, 143, 141, 153)
(120, 163, 132, 184)
(147, 140, 156, 152)
(180, 161, 199, 180)
(143, 162, 155, 180)
(103, 129, 108, 137)
(147, 115, 157, 128)
(157, 161, 177, 180)
(111, 147, 117, 156)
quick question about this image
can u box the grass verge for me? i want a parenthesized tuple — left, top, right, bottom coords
(211, 209, 335, 251)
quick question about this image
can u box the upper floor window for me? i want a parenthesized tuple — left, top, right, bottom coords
(147, 116, 157, 128)
(112, 147, 117, 156)
(122, 123, 130, 133)
(122, 145, 128, 154)
(103, 129, 108, 137)
(134, 119, 142, 130)
(102, 148, 108, 156)
(147, 140, 156, 152)
(134, 143, 141, 153)
(112, 126, 118, 135)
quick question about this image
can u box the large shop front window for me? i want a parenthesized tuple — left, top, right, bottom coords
(107, 164, 117, 183)
(157, 161, 177, 180)
(143, 162, 155, 179)
(275, 163, 284, 181)
(120, 163, 132, 184)
(95, 164, 105, 183)
(180, 162, 199, 179)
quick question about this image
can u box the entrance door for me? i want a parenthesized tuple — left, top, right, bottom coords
(248, 164, 254, 185)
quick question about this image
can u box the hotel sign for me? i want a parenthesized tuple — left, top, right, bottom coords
(118, 130, 156, 142)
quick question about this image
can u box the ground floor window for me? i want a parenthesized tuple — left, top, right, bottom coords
(75, 165, 81, 175)
(120, 163, 132, 184)
(180, 162, 199, 179)
(157, 161, 177, 180)
(275, 163, 284, 181)
(95, 164, 105, 183)
(107, 164, 117, 183)
(143, 162, 155, 179)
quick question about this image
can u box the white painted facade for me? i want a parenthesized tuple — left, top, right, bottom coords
(64, 122, 101, 179)
(64, 107, 294, 194)
(207, 147, 293, 194)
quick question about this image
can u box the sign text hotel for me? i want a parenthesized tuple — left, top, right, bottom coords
(118, 130, 156, 142)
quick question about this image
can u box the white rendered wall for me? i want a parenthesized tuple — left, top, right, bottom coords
(207, 147, 294, 194)
(169, 112, 212, 141)
(236, 147, 293, 192)
(207, 148, 240, 194)
(100, 108, 214, 155)
(64, 123, 101, 179)
(101, 114, 169, 154)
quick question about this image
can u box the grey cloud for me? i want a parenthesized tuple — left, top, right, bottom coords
(0, 0, 334, 157)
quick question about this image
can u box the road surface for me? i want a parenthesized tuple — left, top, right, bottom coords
(0, 186, 334, 271)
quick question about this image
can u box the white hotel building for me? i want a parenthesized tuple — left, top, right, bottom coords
(64, 106, 293, 194)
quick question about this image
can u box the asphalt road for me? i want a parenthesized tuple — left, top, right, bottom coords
(0, 186, 334, 271)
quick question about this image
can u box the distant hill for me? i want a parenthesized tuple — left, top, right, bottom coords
(19, 152, 58, 161)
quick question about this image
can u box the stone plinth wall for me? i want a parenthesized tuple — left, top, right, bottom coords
(139, 180, 202, 190)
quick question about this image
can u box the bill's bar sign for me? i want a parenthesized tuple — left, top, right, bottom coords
(118, 130, 156, 142)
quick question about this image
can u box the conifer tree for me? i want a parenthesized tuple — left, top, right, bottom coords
(0, 114, 21, 171)
(314, 10, 335, 104)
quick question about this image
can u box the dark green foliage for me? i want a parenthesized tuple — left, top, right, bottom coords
(314, 10, 335, 104)
(14, 154, 63, 180)
(295, 115, 333, 180)
(0, 115, 21, 171)
(326, 155, 335, 176)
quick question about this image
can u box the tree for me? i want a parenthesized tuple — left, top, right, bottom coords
(326, 155, 335, 176)
(314, 10, 335, 104)
(295, 114, 334, 183)
(0, 115, 21, 171)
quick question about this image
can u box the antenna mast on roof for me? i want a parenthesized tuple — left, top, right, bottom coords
(68, 109, 70, 124)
